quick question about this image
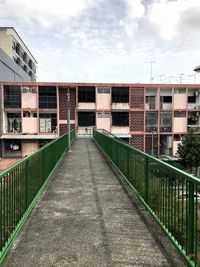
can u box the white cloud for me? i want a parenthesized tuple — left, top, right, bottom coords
(120, 0, 145, 37)
(0, 0, 94, 27)
(148, 0, 200, 40)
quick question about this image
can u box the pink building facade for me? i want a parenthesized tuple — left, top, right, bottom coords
(0, 82, 200, 158)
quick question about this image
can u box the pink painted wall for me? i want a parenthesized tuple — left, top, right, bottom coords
(173, 118, 187, 132)
(96, 93, 111, 110)
(96, 118, 111, 131)
(22, 92, 37, 109)
(111, 126, 129, 134)
(22, 141, 38, 157)
(22, 118, 38, 133)
(173, 141, 181, 155)
(174, 94, 187, 109)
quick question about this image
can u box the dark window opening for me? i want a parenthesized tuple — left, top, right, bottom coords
(4, 139, 22, 157)
(112, 87, 129, 103)
(163, 96, 172, 103)
(188, 96, 196, 103)
(39, 86, 57, 109)
(112, 112, 129, 126)
(78, 86, 95, 102)
(4, 85, 21, 108)
(78, 112, 96, 126)
(174, 134, 181, 141)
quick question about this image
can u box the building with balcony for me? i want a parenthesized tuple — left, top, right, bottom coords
(0, 27, 37, 81)
(0, 82, 200, 158)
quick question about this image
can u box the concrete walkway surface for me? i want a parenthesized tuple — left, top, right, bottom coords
(3, 139, 186, 267)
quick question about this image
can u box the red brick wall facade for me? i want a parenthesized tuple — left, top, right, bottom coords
(59, 88, 76, 120)
(130, 111, 144, 132)
(130, 87, 144, 109)
(130, 135, 144, 151)
(59, 124, 75, 135)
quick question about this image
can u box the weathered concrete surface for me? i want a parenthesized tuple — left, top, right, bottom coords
(3, 139, 186, 267)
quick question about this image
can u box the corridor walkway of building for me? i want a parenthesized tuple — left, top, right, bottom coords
(2, 139, 185, 267)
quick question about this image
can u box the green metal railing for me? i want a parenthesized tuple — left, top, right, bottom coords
(93, 129, 200, 266)
(0, 129, 75, 263)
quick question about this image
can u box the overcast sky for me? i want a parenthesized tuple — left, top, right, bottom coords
(0, 0, 200, 84)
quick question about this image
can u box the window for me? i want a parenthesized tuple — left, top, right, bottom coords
(16, 43, 21, 55)
(112, 87, 129, 103)
(146, 112, 158, 132)
(23, 112, 37, 118)
(78, 87, 95, 102)
(12, 40, 16, 49)
(112, 112, 129, 126)
(174, 88, 186, 94)
(97, 87, 110, 94)
(174, 111, 186, 117)
(146, 96, 156, 109)
(39, 114, 57, 133)
(39, 86, 57, 109)
(4, 139, 21, 156)
(4, 85, 21, 108)
(78, 112, 96, 126)
(163, 96, 172, 103)
(188, 96, 196, 103)
(7, 113, 21, 133)
(160, 112, 172, 132)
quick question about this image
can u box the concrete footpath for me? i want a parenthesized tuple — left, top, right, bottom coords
(3, 139, 186, 267)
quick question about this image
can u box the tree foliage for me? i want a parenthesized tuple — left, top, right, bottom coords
(177, 129, 200, 172)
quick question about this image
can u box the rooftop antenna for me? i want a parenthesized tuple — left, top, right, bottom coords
(188, 73, 196, 83)
(146, 61, 155, 83)
(178, 73, 184, 84)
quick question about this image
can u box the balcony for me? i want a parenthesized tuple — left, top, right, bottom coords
(160, 125, 172, 132)
(160, 102, 172, 110)
(188, 125, 200, 132)
(145, 125, 158, 132)
(111, 102, 129, 110)
(145, 101, 158, 110)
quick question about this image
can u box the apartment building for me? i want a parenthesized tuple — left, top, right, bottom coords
(0, 27, 37, 81)
(0, 82, 200, 158)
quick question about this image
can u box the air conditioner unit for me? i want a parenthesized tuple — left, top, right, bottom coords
(194, 91, 199, 97)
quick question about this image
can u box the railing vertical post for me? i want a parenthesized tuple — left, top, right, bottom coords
(188, 181, 194, 256)
(25, 161, 28, 208)
(42, 150, 45, 182)
(145, 157, 149, 204)
(127, 147, 129, 179)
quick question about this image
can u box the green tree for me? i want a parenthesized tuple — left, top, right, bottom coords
(177, 129, 200, 175)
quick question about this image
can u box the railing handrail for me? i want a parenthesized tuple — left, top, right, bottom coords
(96, 129, 200, 184)
(0, 129, 75, 179)
(93, 128, 200, 266)
(0, 128, 76, 263)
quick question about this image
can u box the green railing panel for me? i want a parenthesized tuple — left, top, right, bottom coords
(93, 129, 200, 266)
(0, 129, 75, 263)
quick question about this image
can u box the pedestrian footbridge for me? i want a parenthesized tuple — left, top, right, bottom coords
(0, 129, 199, 266)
